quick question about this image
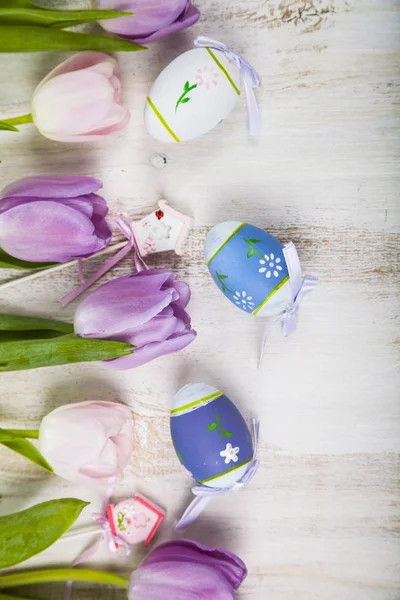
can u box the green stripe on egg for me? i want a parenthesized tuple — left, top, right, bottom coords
(206, 222, 245, 266)
(252, 274, 290, 315)
(146, 96, 181, 143)
(171, 390, 223, 415)
(206, 48, 241, 96)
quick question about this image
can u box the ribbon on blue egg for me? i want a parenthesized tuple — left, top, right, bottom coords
(176, 419, 260, 530)
(194, 36, 261, 136)
(258, 242, 319, 367)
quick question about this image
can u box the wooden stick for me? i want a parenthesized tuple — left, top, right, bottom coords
(0, 241, 127, 293)
(62, 522, 102, 540)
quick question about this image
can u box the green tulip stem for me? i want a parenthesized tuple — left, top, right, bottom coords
(0, 569, 129, 590)
(5, 429, 39, 439)
(0, 594, 44, 600)
(1, 114, 33, 126)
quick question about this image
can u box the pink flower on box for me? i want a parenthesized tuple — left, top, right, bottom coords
(107, 494, 165, 546)
(143, 238, 157, 253)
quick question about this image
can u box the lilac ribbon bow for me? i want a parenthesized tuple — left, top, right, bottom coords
(176, 419, 260, 530)
(62, 215, 148, 306)
(259, 242, 318, 367)
(194, 36, 261, 136)
(63, 510, 131, 600)
(71, 512, 132, 564)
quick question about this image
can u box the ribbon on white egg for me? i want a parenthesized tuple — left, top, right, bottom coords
(258, 242, 319, 367)
(176, 419, 260, 530)
(194, 36, 261, 136)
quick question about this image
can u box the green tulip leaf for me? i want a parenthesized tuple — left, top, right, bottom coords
(0, 25, 146, 52)
(0, 594, 43, 600)
(0, 249, 58, 270)
(0, 1, 36, 7)
(0, 313, 73, 333)
(0, 330, 68, 342)
(0, 498, 89, 568)
(0, 314, 73, 342)
(0, 120, 18, 132)
(0, 8, 134, 28)
(0, 333, 134, 371)
(0, 428, 53, 473)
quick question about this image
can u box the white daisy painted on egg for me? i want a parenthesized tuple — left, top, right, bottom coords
(233, 291, 255, 311)
(259, 253, 283, 278)
(220, 443, 240, 464)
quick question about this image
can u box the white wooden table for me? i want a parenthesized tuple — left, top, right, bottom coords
(0, 1, 399, 598)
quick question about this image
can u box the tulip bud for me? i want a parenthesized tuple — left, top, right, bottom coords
(129, 539, 247, 599)
(38, 401, 133, 487)
(0, 176, 112, 263)
(95, 0, 200, 44)
(74, 269, 196, 368)
(31, 51, 130, 142)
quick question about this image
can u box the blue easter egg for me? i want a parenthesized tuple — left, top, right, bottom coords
(170, 383, 253, 488)
(205, 221, 291, 317)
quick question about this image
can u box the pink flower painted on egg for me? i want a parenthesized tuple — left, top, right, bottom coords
(195, 66, 220, 90)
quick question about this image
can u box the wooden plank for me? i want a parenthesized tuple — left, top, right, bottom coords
(0, 0, 399, 598)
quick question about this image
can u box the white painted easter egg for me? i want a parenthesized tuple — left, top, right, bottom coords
(205, 221, 292, 317)
(144, 48, 241, 143)
(170, 383, 253, 489)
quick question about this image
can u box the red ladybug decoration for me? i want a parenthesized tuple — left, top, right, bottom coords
(155, 209, 164, 220)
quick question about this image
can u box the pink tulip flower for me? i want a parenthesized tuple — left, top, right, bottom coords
(38, 401, 133, 487)
(31, 52, 130, 142)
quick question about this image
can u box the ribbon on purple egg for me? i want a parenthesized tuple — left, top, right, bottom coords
(258, 242, 319, 367)
(194, 36, 261, 136)
(176, 419, 260, 530)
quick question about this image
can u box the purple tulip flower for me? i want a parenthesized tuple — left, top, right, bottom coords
(0, 176, 112, 263)
(128, 539, 247, 599)
(74, 269, 196, 368)
(95, 0, 200, 44)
